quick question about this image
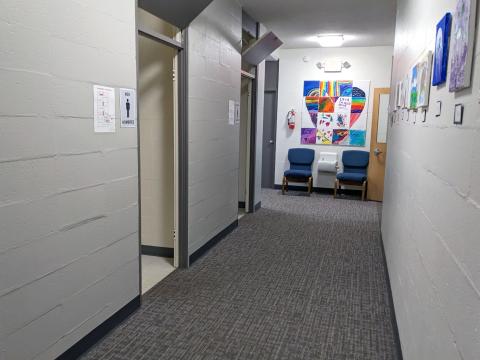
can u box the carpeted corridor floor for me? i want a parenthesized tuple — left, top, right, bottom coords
(81, 189, 400, 360)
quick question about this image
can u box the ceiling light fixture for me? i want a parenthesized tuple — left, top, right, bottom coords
(316, 34, 344, 47)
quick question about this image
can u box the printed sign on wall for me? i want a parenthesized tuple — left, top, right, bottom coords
(120, 88, 137, 128)
(93, 85, 116, 133)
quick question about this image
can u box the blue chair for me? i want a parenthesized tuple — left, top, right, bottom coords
(282, 148, 315, 195)
(334, 150, 370, 201)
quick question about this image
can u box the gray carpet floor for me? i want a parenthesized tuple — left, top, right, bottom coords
(81, 189, 400, 360)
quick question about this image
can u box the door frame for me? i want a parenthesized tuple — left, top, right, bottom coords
(136, 22, 190, 297)
(261, 60, 279, 189)
(367, 87, 390, 202)
(240, 71, 255, 212)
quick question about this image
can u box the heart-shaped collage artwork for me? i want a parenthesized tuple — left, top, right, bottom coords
(301, 80, 370, 146)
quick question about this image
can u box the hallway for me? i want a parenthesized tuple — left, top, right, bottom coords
(82, 190, 400, 360)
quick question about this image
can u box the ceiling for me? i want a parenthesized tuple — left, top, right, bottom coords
(239, 0, 397, 48)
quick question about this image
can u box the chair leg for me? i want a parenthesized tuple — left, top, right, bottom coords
(285, 178, 288, 192)
(308, 177, 312, 195)
(282, 176, 286, 195)
(361, 181, 366, 201)
(333, 179, 338, 198)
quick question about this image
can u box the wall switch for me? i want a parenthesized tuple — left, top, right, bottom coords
(435, 101, 442, 117)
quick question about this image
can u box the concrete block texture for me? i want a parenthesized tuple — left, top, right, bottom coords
(383, 0, 480, 359)
(0, 0, 139, 359)
(187, 0, 242, 255)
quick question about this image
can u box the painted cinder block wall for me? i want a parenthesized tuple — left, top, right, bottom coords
(187, 0, 243, 254)
(0, 1, 139, 359)
(383, 0, 480, 359)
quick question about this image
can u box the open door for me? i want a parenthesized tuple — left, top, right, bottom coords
(367, 88, 390, 201)
(138, 0, 214, 29)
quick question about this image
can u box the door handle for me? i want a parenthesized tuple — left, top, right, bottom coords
(374, 147, 382, 156)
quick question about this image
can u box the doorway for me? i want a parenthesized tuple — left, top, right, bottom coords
(262, 60, 279, 189)
(238, 74, 254, 218)
(367, 88, 390, 201)
(137, 9, 186, 294)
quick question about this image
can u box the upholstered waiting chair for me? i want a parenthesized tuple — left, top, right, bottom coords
(282, 148, 315, 195)
(334, 150, 370, 201)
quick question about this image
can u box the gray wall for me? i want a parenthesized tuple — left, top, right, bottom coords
(187, 0, 242, 254)
(0, 1, 139, 359)
(383, 0, 480, 359)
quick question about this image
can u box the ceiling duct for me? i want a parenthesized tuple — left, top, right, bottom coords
(138, 0, 214, 29)
(242, 31, 283, 65)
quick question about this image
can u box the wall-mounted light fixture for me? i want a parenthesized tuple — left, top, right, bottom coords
(316, 61, 352, 72)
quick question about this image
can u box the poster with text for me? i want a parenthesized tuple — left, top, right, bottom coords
(93, 85, 116, 133)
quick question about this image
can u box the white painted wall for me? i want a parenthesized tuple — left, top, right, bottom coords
(383, 1, 480, 359)
(187, 0, 242, 254)
(274, 46, 393, 188)
(138, 10, 175, 249)
(0, 1, 139, 359)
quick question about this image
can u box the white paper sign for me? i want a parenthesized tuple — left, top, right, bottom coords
(235, 101, 240, 124)
(228, 99, 235, 125)
(119, 88, 137, 128)
(93, 85, 116, 133)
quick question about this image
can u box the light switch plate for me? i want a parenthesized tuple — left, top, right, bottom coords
(435, 100, 442, 117)
(454, 103, 463, 125)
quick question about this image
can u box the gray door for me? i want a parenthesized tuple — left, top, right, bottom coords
(262, 61, 279, 189)
(262, 91, 277, 188)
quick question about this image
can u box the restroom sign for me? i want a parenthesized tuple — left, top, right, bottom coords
(120, 88, 137, 128)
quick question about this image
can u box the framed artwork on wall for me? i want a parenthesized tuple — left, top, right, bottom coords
(433, 13, 452, 86)
(403, 75, 411, 109)
(449, 0, 477, 92)
(416, 51, 433, 108)
(409, 65, 418, 109)
(300, 80, 371, 146)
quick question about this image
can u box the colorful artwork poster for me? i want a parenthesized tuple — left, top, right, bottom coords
(417, 51, 433, 108)
(319, 97, 336, 112)
(300, 80, 370, 146)
(304, 81, 320, 96)
(349, 130, 367, 146)
(301, 128, 317, 144)
(410, 65, 418, 109)
(433, 13, 452, 86)
(332, 129, 349, 145)
(449, 0, 477, 92)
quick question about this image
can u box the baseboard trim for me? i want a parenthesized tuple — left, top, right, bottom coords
(56, 295, 141, 360)
(273, 184, 361, 196)
(380, 235, 404, 360)
(141, 245, 174, 258)
(189, 219, 238, 265)
(254, 201, 261, 211)
(238, 201, 246, 209)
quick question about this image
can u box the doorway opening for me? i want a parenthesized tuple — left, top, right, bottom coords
(238, 73, 254, 219)
(137, 8, 186, 294)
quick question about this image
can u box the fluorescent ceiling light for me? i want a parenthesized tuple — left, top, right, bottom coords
(317, 34, 344, 47)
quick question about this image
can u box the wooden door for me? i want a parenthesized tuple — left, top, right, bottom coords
(367, 88, 390, 201)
